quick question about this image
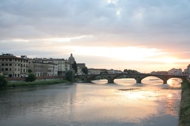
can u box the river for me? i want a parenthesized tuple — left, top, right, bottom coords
(0, 77, 182, 126)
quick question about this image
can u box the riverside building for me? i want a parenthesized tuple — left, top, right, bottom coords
(28, 57, 71, 77)
(0, 53, 28, 77)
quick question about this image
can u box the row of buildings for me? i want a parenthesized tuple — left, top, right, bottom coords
(0, 53, 124, 78)
(2, 53, 190, 77)
(0, 53, 85, 77)
(151, 67, 190, 76)
(88, 68, 122, 75)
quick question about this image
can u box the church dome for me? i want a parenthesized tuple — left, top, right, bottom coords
(68, 53, 75, 64)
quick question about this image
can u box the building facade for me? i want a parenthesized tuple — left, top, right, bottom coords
(28, 57, 71, 77)
(184, 64, 190, 74)
(168, 68, 182, 75)
(88, 68, 107, 75)
(107, 69, 122, 74)
(77, 63, 86, 75)
(28, 58, 58, 77)
(0, 53, 28, 77)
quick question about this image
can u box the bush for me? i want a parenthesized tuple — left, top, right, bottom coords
(0, 75, 7, 88)
(82, 67, 88, 75)
(65, 70, 74, 82)
(25, 73, 36, 82)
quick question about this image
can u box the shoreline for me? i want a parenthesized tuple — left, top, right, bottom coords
(6, 79, 70, 88)
(179, 79, 190, 126)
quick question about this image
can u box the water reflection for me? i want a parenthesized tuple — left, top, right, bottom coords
(0, 78, 181, 126)
(91, 79, 108, 84)
(167, 78, 182, 88)
(142, 76, 163, 85)
(114, 78, 136, 86)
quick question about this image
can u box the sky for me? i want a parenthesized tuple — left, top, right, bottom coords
(0, 0, 190, 73)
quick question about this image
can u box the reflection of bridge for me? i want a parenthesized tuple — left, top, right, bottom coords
(75, 73, 187, 84)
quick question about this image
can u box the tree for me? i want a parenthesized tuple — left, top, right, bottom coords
(72, 61, 78, 73)
(25, 73, 36, 82)
(100, 70, 108, 74)
(123, 69, 139, 74)
(28, 69, 32, 73)
(65, 70, 74, 82)
(82, 67, 88, 75)
(0, 75, 7, 88)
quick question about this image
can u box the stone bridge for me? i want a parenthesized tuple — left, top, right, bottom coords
(75, 73, 187, 84)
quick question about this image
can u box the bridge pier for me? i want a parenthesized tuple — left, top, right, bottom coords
(163, 79, 167, 84)
(136, 79, 141, 83)
(135, 77, 142, 83)
(107, 78, 114, 83)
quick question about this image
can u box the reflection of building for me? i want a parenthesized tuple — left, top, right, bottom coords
(168, 68, 182, 75)
(0, 53, 28, 77)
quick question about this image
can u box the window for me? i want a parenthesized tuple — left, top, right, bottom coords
(2, 63, 4, 66)
(9, 64, 12, 66)
(2, 59, 4, 61)
(2, 68, 4, 71)
(15, 68, 16, 71)
(5, 64, 8, 66)
(9, 68, 11, 71)
(9, 59, 12, 61)
(5, 68, 8, 71)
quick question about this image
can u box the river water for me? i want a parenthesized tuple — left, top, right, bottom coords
(0, 77, 182, 126)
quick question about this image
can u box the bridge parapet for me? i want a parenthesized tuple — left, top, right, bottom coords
(75, 74, 187, 84)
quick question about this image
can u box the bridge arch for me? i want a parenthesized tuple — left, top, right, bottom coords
(141, 76, 164, 84)
(88, 75, 112, 84)
(112, 74, 137, 84)
(75, 74, 186, 84)
(167, 77, 183, 87)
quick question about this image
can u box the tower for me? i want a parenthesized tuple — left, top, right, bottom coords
(68, 53, 75, 65)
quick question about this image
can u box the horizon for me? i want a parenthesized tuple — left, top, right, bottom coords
(1, 0, 190, 72)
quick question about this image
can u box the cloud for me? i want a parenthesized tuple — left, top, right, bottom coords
(0, 0, 190, 72)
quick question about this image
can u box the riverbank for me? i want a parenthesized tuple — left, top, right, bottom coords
(7, 79, 70, 88)
(179, 79, 190, 126)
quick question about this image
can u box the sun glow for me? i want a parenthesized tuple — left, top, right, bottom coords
(162, 57, 178, 64)
(68, 46, 162, 61)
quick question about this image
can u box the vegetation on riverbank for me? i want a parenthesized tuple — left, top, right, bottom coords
(179, 79, 190, 126)
(7, 79, 70, 88)
(0, 75, 7, 88)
